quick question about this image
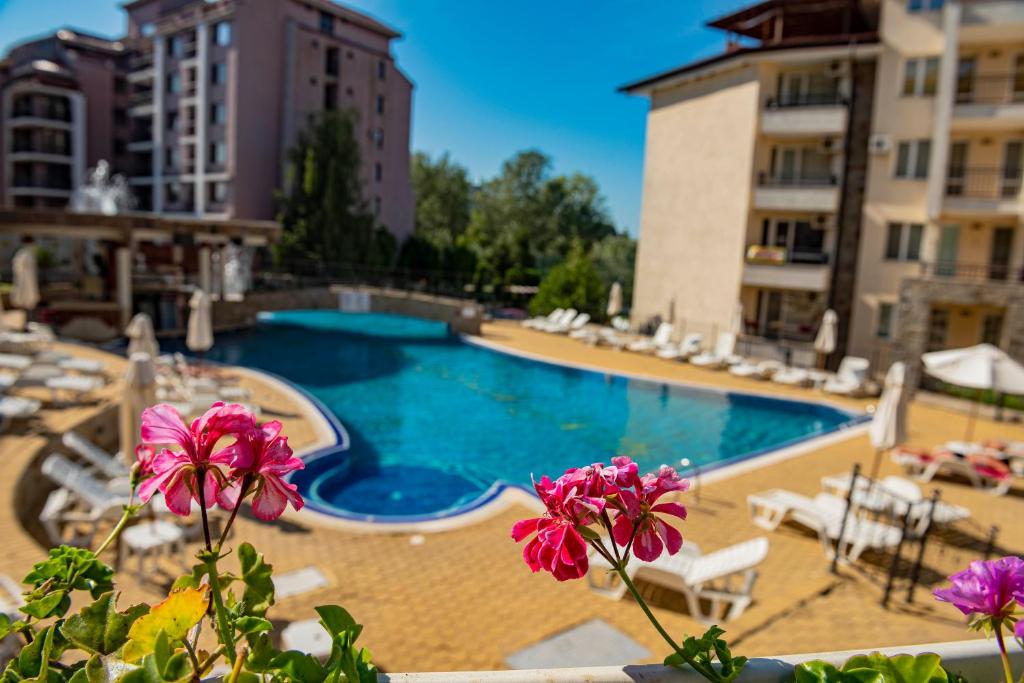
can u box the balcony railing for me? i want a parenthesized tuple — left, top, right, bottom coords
(955, 74, 1024, 105)
(9, 105, 72, 122)
(945, 166, 1022, 199)
(129, 51, 154, 71)
(918, 260, 1023, 282)
(757, 171, 837, 187)
(745, 245, 830, 265)
(130, 90, 154, 106)
(11, 142, 71, 156)
(765, 91, 845, 108)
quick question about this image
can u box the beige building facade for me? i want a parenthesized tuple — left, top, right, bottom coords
(625, 0, 1024, 376)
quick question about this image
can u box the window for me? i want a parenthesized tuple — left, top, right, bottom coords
(895, 140, 931, 179)
(166, 110, 178, 131)
(374, 162, 382, 182)
(210, 62, 227, 85)
(167, 36, 181, 57)
(166, 182, 180, 203)
(376, 94, 385, 114)
(956, 58, 976, 102)
(982, 314, 1004, 346)
(325, 47, 339, 76)
(877, 303, 894, 339)
(927, 308, 949, 351)
(166, 72, 181, 94)
(907, 0, 944, 10)
(209, 103, 226, 125)
(213, 22, 231, 47)
(885, 223, 924, 261)
(319, 11, 334, 35)
(208, 181, 227, 204)
(374, 127, 384, 149)
(209, 141, 227, 166)
(323, 83, 337, 110)
(902, 57, 939, 96)
(165, 146, 178, 170)
(378, 60, 386, 80)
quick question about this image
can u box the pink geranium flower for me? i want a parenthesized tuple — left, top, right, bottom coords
(134, 444, 157, 476)
(934, 556, 1024, 620)
(511, 466, 608, 581)
(138, 402, 255, 516)
(216, 420, 305, 520)
(609, 461, 689, 562)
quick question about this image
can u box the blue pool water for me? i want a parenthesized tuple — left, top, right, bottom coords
(195, 310, 862, 521)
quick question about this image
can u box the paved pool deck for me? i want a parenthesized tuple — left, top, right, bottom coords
(0, 324, 1021, 672)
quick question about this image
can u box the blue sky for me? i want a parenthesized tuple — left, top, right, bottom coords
(0, 0, 749, 235)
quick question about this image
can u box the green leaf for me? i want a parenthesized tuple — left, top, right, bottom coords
(237, 544, 274, 618)
(794, 660, 848, 683)
(270, 651, 325, 683)
(61, 592, 149, 656)
(122, 587, 209, 662)
(234, 617, 272, 635)
(20, 591, 68, 621)
(575, 525, 600, 541)
(843, 653, 948, 683)
(244, 633, 281, 674)
(21, 547, 114, 620)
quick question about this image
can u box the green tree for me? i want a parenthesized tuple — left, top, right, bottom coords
(590, 233, 637, 309)
(529, 241, 606, 320)
(411, 152, 473, 250)
(275, 110, 390, 272)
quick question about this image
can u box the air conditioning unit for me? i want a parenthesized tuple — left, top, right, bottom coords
(825, 60, 848, 78)
(869, 133, 893, 155)
(818, 137, 839, 154)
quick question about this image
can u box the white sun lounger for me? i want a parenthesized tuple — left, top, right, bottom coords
(729, 359, 783, 380)
(522, 308, 564, 329)
(46, 375, 105, 403)
(748, 489, 902, 563)
(537, 308, 577, 333)
(587, 537, 769, 623)
(823, 357, 874, 397)
(0, 353, 32, 371)
(550, 312, 590, 335)
(57, 357, 106, 376)
(892, 451, 1013, 496)
(656, 333, 703, 361)
(63, 432, 130, 480)
(627, 322, 673, 354)
(690, 332, 743, 369)
(41, 453, 132, 510)
(0, 396, 41, 421)
(771, 367, 812, 387)
(820, 473, 970, 528)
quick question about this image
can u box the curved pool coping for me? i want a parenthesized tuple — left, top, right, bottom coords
(262, 321, 872, 534)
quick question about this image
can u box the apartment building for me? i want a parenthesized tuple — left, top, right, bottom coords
(623, 0, 1024, 377)
(0, 0, 414, 242)
(0, 29, 127, 210)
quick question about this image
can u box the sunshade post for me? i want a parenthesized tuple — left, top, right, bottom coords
(905, 488, 941, 604)
(831, 462, 860, 575)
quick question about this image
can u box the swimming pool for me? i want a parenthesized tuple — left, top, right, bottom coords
(195, 310, 864, 522)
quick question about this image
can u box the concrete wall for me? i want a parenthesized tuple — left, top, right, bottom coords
(631, 66, 760, 336)
(211, 286, 336, 331)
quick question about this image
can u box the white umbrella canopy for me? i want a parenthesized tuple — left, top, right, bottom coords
(120, 352, 156, 463)
(730, 302, 744, 335)
(868, 362, 907, 480)
(922, 343, 1024, 440)
(10, 244, 40, 312)
(814, 309, 838, 355)
(186, 289, 214, 353)
(606, 282, 623, 318)
(126, 312, 160, 359)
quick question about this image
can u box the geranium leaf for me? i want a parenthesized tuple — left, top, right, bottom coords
(793, 660, 848, 682)
(61, 592, 148, 656)
(20, 591, 68, 620)
(122, 587, 209, 663)
(237, 544, 274, 617)
(843, 653, 948, 683)
(270, 651, 325, 683)
(234, 617, 272, 635)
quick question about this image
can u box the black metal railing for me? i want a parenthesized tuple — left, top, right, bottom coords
(945, 166, 1022, 199)
(744, 246, 831, 265)
(918, 260, 1024, 282)
(757, 171, 838, 187)
(765, 91, 845, 108)
(130, 90, 154, 107)
(955, 74, 1024, 106)
(9, 104, 72, 122)
(11, 141, 71, 156)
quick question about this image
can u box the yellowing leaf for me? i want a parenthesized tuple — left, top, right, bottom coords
(122, 586, 209, 662)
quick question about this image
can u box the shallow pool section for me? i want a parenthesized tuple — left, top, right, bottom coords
(194, 310, 863, 521)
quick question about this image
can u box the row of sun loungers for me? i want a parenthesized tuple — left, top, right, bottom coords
(0, 347, 111, 428)
(892, 445, 1020, 496)
(525, 311, 879, 397)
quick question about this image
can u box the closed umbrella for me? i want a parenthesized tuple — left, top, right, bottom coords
(11, 243, 40, 314)
(922, 343, 1024, 440)
(867, 361, 907, 481)
(186, 289, 214, 357)
(606, 282, 623, 318)
(120, 352, 156, 464)
(730, 302, 744, 335)
(814, 309, 838, 368)
(126, 312, 159, 360)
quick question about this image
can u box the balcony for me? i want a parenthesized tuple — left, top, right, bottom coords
(761, 93, 847, 137)
(742, 245, 831, 291)
(952, 75, 1024, 130)
(8, 140, 72, 163)
(943, 166, 1023, 216)
(960, 0, 1024, 44)
(127, 51, 155, 82)
(128, 90, 155, 117)
(753, 172, 840, 212)
(916, 260, 1024, 284)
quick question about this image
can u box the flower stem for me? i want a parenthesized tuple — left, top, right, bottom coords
(94, 486, 138, 557)
(216, 475, 252, 550)
(195, 470, 213, 553)
(995, 619, 1015, 683)
(615, 567, 720, 682)
(203, 553, 236, 665)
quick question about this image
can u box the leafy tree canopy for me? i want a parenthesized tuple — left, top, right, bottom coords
(528, 240, 606, 320)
